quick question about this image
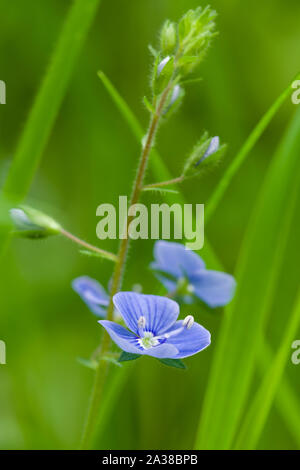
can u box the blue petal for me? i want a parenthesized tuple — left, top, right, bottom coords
(203, 136, 219, 159)
(72, 276, 109, 317)
(99, 320, 142, 354)
(190, 270, 236, 308)
(113, 292, 179, 335)
(165, 320, 211, 358)
(152, 272, 177, 294)
(99, 320, 179, 358)
(152, 241, 205, 279)
(142, 343, 179, 358)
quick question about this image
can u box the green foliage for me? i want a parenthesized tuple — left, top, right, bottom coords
(235, 290, 300, 449)
(118, 352, 141, 362)
(99, 70, 300, 450)
(196, 106, 300, 450)
(2, 0, 300, 451)
(157, 358, 187, 369)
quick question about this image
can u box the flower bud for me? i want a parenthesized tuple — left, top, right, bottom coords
(10, 206, 62, 239)
(160, 20, 177, 55)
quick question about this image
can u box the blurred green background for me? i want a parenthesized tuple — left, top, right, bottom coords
(0, 0, 299, 449)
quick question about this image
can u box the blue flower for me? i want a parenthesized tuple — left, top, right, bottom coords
(99, 292, 211, 359)
(72, 276, 109, 317)
(151, 241, 236, 308)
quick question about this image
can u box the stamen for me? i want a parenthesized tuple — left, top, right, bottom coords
(138, 316, 146, 336)
(183, 315, 194, 329)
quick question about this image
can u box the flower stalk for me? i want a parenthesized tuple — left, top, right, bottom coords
(80, 79, 174, 449)
(60, 228, 118, 262)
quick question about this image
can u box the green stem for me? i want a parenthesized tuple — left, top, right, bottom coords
(143, 175, 184, 189)
(60, 229, 118, 262)
(80, 82, 173, 449)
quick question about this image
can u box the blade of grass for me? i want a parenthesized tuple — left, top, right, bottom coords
(235, 290, 300, 449)
(258, 342, 300, 448)
(195, 106, 300, 450)
(99, 72, 300, 443)
(206, 71, 300, 222)
(0, 0, 102, 252)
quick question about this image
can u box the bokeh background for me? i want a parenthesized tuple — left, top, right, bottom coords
(0, 0, 299, 449)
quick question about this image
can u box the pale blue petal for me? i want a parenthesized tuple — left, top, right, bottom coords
(113, 292, 179, 335)
(143, 343, 179, 358)
(191, 270, 236, 308)
(99, 320, 142, 354)
(72, 276, 109, 317)
(165, 320, 211, 358)
(99, 320, 179, 358)
(152, 271, 177, 294)
(152, 241, 205, 279)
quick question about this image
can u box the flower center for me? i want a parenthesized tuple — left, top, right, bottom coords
(139, 332, 160, 350)
(177, 277, 194, 296)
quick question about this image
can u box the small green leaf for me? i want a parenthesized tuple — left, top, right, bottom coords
(77, 357, 98, 370)
(143, 96, 155, 114)
(102, 355, 122, 367)
(142, 187, 179, 195)
(157, 358, 187, 369)
(79, 249, 117, 262)
(118, 352, 141, 362)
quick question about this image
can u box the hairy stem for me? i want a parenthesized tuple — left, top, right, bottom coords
(80, 82, 173, 449)
(60, 229, 118, 262)
(143, 175, 184, 189)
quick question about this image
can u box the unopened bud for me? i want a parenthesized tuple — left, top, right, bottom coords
(10, 206, 62, 239)
(157, 56, 170, 76)
(195, 136, 219, 166)
(160, 20, 177, 55)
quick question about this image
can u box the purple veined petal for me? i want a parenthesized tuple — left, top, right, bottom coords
(152, 241, 205, 279)
(165, 320, 211, 358)
(190, 270, 236, 308)
(113, 292, 179, 336)
(99, 320, 179, 358)
(72, 276, 109, 317)
(99, 320, 142, 354)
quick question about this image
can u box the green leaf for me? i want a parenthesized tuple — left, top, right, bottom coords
(77, 357, 98, 370)
(98, 72, 300, 444)
(195, 106, 300, 450)
(118, 352, 141, 362)
(206, 71, 300, 222)
(235, 289, 300, 449)
(101, 355, 122, 368)
(143, 96, 155, 114)
(0, 0, 102, 255)
(79, 249, 117, 263)
(157, 358, 186, 369)
(142, 187, 179, 195)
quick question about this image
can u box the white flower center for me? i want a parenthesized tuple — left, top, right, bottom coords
(138, 332, 160, 350)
